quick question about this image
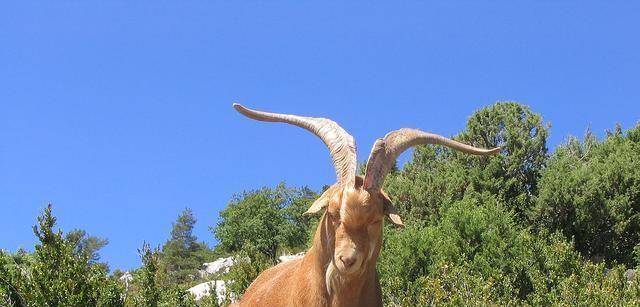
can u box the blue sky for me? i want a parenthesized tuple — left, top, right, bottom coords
(1, 2, 638, 271)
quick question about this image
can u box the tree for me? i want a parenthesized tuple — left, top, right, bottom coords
(374, 103, 640, 305)
(212, 184, 316, 262)
(65, 229, 109, 269)
(383, 102, 549, 223)
(455, 102, 549, 219)
(377, 190, 640, 306)
(0, 250, 29, 307)
(0, 204, 123, 307)
(209, 184, 316, 299)
(383, 144, 468, 223)
(532, 124, 640, 265)
(160, 208, 206, 286)
(134, 243, 161, 307)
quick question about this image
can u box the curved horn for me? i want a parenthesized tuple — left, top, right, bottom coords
(233, 103, 357, 187)
(364, 128, 500, 190)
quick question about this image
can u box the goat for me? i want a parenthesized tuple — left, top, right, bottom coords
(231, 104, 500, 306)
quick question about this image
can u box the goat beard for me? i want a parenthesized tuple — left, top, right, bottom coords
(325, 260, 341, 296)
(325, 252, 373, 296)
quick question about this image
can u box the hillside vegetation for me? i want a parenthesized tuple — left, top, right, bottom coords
(2, 102, 640, 306)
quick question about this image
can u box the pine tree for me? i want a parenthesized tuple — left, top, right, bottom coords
(160, 208, 205, 286)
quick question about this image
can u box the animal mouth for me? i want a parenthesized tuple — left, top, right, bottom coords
(333, 257, 361, 276)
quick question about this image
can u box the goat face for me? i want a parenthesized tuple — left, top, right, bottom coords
(330, 187, 382, 275)
(310, 176, 403, 277)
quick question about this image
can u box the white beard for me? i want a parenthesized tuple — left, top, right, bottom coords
(325, 261, 341, 296)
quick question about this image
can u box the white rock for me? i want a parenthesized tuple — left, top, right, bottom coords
(187, 280, 229, 302)
(188, 254, 304, 302)
(118, 271, 133, 283)
(279, 252, 305, 263)
(198, 256, 235, 278)
(119, 271, 133, 291)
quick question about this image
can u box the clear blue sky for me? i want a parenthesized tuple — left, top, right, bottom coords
(1, 2, 639, 271)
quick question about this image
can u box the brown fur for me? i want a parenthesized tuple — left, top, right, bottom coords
(236, 176, 398, 307)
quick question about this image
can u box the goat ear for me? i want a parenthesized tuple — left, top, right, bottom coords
(381, 193, 404, 227)
(385, 204, 404, 227)
(303, 194, 329, 216)
(304, 185, 341, 216)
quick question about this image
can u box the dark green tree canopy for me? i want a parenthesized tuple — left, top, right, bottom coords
(136, 243, 161, 307)
(160, 208, 208, 286)
(456, 102, 549, 218)
(169, 209, 199, 251)
(2, 204, 123, 307)
(384, 102, 549, 223)
(213, 183, 316, 261)
(65, 229, 109, 267)
(532, 123, 640, 265)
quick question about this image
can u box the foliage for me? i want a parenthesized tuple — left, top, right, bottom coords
(0, 250, 30, 307)
(0, 204, 123, 307)
(133, 243, 162, 307)
(196, 295, 222, 307)
(378, 193, 640, 306)
(456, 102, 549, 219)
(159, 208, 208, 286)
(532, 124, 640, 265)
(4, 103, 640, 306)
(213, 183, 316, 261)
(159, 285, 196, 307)
(210, 184, 317, 299)
(384, 102, 549, 223)
(378, 194, 522, 305)
(65, 229, 109, 269)
(222, 246, 272, 300)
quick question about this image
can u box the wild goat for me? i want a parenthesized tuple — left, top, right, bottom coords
(232, 104, 500, 306)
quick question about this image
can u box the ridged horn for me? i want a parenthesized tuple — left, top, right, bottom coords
(364, 128, 500, 190)
(233, 103, 357, 187)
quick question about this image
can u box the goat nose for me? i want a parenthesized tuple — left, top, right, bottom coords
(339, 255, 356, 268)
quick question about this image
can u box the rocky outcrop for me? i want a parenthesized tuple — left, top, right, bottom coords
(188, 253, 305, 302)
(278, 252, 305, 263)
(187, 280, 228, 302)
(198, 256, 235, 278)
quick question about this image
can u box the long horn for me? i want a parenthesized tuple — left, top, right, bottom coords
(233, 103, 357, 187)
(364, 128, 500, 190)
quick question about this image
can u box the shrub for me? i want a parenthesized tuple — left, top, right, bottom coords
(0, 205, 123, 307)
(533, 124, 640, 265)
(377, 192, 640, 305)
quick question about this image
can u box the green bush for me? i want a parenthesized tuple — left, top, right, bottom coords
(384, 102, 549, 223)
(0, 205, 123, 307)
(532, 124, 640, 265)
(159, 285, 196, 307)
(213, 183, 316, 261)
(378, 194, 529, 305)
(378, 193, 640, 306)
(133, 243, 162, 307)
